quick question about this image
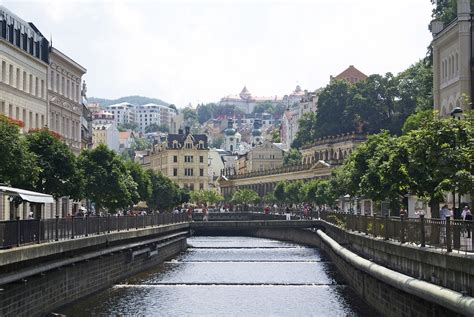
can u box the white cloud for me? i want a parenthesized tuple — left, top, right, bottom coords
(1, 0, 433, 106)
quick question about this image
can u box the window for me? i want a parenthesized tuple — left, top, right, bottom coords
(173, 155, 178, 163)
(8, 64, 13, 85)
(184, 168, 194, 176)
(50, 70, 54, 90)
(186, 143, 192, 149)
(199, 156, 204, 163)
(29, 74, 32, 94)
(173, 168, 178, 176)
(199, 168, 204, 177)
(184, 155, 193, 163)
(199, 183, 204, 190)
(23, 71, 26, 90)
(16, 68, 19, 88)
(35, 77, 38, 96)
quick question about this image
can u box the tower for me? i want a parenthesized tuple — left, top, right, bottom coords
(224, 118, 239, 153)
(251, 119, 263, 147)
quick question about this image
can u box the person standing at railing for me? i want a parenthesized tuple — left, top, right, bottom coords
(462, 206, 472, 238)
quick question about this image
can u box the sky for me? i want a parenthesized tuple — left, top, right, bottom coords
(0, 0, 434, 107)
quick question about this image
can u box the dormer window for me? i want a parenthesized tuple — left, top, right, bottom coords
(173, 141, 179, 149)
(186, 143, 192, 149)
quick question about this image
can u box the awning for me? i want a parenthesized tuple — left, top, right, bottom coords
(0, 186, 55, 204)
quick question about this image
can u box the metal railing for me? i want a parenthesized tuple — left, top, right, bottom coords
(321, 212, 474, 253)
(0, 213, 188, 249)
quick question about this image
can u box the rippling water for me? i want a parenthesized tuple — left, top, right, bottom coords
(58, 236, 375, 316)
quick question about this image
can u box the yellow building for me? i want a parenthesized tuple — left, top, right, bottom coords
(145, 127, 210, 191)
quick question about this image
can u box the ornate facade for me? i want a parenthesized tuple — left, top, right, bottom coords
(431, 0, 473, 116)
(0, 6, 49, 134)
(143, 127, 210, 191)
(48, 47, 86, 155)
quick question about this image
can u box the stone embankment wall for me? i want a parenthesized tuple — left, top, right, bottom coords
(253, 228, 474, 317)
(0, 226, 188, 317)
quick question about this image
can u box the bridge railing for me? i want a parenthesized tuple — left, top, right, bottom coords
(0, 213, 189, 249)
(321, 211, 474, 253)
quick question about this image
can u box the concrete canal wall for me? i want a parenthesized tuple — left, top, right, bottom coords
(0, 223, 189, 317)
(253, 227, 474, 317)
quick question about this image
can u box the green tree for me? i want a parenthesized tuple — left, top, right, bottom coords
(271, 127, 280, 143)
(190, 190, 206, 205)
(26, 129, 83, 200)
(253, 101, 274, 114)
(204, 190, 224, 206)
(231, 189, 259, 207)
(176, 187, 190, 205)
(405, 114, 473, 217)
(263, 192, 277, 204)
(146, 170, 178, 211)
(0, 116, 39, 188)
(283, 148, 302, 165)
(118, 122, 139, 132)
(273, 181, 287, 203)
(211, 136, 224, 148)
(124, 160, 151, 204)
(133, 137, 152, 151)
(358, 132, 410, 212)
(402, 109, 436, 134)
(197, 103, 216, 124)
(182, 107, 197, 122)
(145, 123, 169, 133)
(292, 112, 318, 148)
(285, 181, 303, 205)
(79, 145, 137, 213)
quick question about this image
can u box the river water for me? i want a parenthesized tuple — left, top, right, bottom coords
(58, 236, 375, 316)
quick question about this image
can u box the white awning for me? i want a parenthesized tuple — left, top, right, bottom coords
(0, 186, 54, 204)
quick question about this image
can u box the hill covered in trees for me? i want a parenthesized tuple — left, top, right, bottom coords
(88, 95, 169, 107)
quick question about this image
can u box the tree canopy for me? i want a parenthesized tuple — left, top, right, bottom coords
(292, 60, 433, 148)
(26, 129, 83, 200)
(0, 115, 39, 188)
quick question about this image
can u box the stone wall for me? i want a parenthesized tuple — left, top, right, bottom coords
(253, 228, 460, 317)
(0, 237, 187, 317)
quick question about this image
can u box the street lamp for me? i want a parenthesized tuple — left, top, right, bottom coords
(450, 106, 464, 216)
(450, 106, 464, 120)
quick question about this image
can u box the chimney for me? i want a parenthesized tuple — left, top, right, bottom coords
(430, 20, 444, 35)
(178, 128, 183, 134)
(185, 126, 190, 134)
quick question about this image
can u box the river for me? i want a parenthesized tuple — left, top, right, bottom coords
(58, 236, 375, 316)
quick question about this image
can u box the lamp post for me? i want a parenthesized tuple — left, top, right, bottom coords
(450, 106, 464, 215)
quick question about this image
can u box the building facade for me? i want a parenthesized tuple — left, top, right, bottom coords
(245, 140, 284, 173)
(219, 86, 283, 114)
(144, 127, 210, 191)
(48, 47, 86, 155)
(431, 0, 473, 116)
(92, 109, 115, 126)
(92, 123, 120, 152)
(106, 102, 135, 125)
(0, 6, 49, 133)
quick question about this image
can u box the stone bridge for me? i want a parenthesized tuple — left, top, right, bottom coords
(190, 219, 324, 235)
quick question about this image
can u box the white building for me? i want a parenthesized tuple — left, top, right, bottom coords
(0, 6, 49, 133)
(48, 47, 86, 155)
(220, 86, 283, 114)
(92, 123, 120, 152)
(92, 109, 115, 126)
(106, 102, 135, 125)
(135, 103, 176, 132)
